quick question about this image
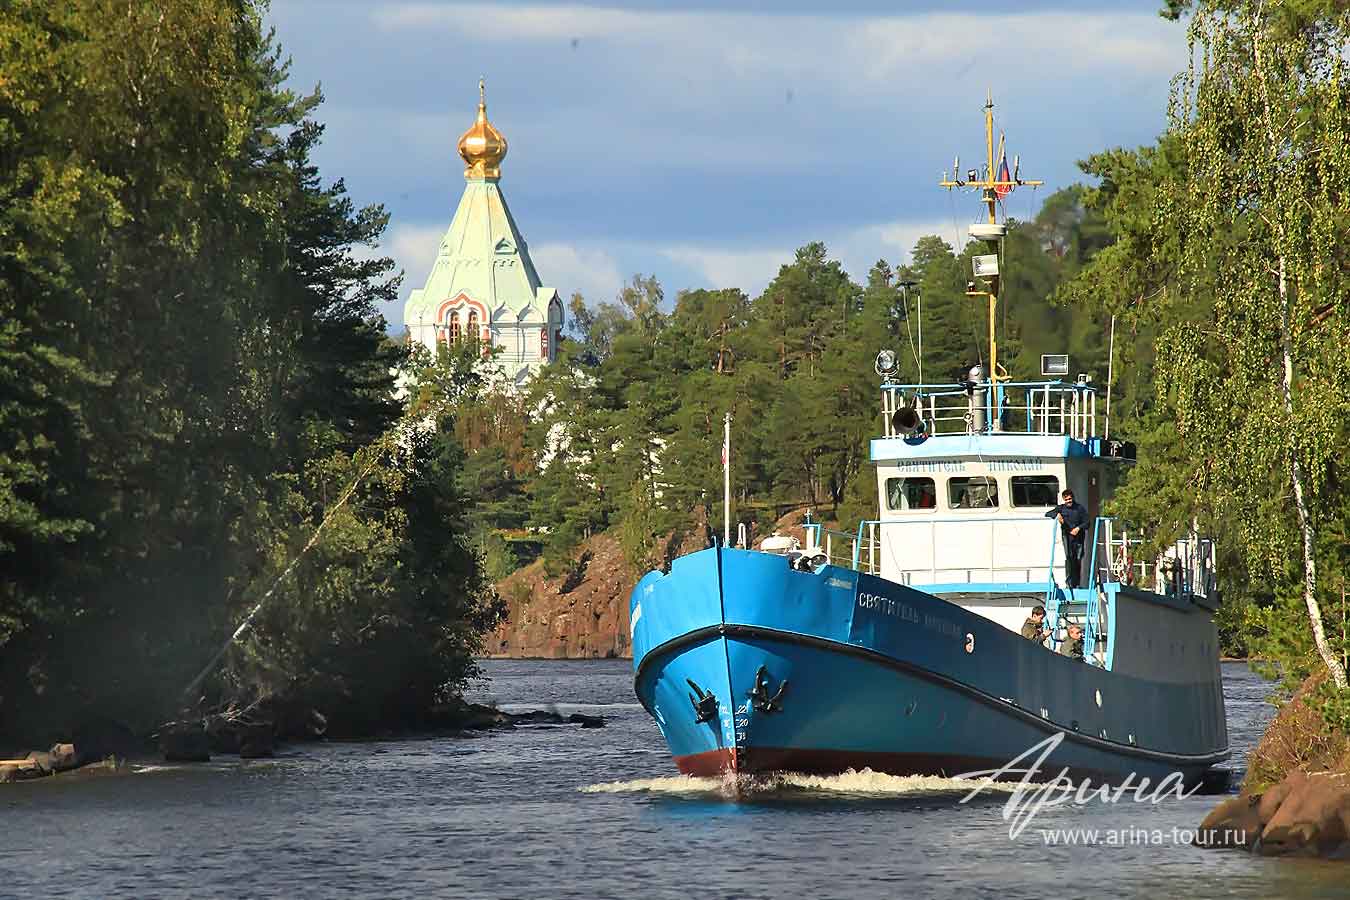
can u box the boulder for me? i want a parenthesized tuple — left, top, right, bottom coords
(1198, 768, 1350, 860)
(23, 750, 53, 773)
(159, 721, 211, 762)
(1196, 794, 1263, 850)
(237, 723, 275, 759)
(48, 743, 79, 773)
(568, 713, 605, 728)
(1256, 771, 1308, 823)
(0, 759, 49, 782)
(205, 716, 240, 754)
(1259, 773, 1350, 857)
(509, 709, 567, 726)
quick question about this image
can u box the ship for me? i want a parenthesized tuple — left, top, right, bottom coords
(628, 96, 1229, 784)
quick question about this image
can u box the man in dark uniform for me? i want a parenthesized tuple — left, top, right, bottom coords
(1020, 605, 1047, 643)
(1045, 489, 1089, 588)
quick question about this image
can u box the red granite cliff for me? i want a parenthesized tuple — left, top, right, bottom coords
(488, 508, 813, 659)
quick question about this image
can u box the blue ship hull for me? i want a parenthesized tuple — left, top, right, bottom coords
(631, 547, 1228, 782)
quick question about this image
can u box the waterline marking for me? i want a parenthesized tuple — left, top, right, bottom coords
(952, 732, 1204, 840)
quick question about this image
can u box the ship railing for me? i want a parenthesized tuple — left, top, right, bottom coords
(826, 516, 1059, 582)
(880, 380, 1098, 440)
(1087, 516, 1217, 600)
(801, 521, 880, 574)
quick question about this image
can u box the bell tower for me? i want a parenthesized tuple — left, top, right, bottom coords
(404, 80, 563, 388)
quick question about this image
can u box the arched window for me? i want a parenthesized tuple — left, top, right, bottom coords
(540, 326, 549, 359)
(466, 310, 480, 342)
(448, 313, 461, 342)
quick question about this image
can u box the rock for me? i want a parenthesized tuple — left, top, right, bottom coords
(568, 713, 605, 728)
(23, 750, 53, 773)
(47, 743, 78, 773)
(1259, 773, 1350, 857)
(159, 721, 211, 762)
(205, 716, 240, 754)
(0, 760, 49, 782)
(72, 714, 148, 762)
(1196, 794, 1263, 850)
(508, 709, 567, 726)
(1257, 771, 1308, 823)
(238, 723, 275, 759)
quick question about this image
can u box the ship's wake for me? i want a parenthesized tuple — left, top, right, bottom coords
(581, 768, 1022, 801)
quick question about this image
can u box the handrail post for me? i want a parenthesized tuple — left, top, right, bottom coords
(852, 519, 865, 570)
(1088, 517, 1102, 590)
(868, 521, 877, 575)
(1045, 518, 1059, 601)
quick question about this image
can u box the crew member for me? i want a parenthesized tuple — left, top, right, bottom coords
(1045, 489, 1088, 588)
(1058, 622, 1085, 659)
(1020, 605, 1047, 643)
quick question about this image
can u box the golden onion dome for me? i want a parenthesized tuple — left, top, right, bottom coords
(457, 78, 507, 180)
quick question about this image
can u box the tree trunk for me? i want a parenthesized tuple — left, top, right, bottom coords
(1253, 10, 1347, 689)
(1279, 260, 1349, 690)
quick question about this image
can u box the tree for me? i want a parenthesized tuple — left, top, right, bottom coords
(1160, 0, 1350, 687)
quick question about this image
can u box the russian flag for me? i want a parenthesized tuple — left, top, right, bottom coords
(995, 153, 1014, 199)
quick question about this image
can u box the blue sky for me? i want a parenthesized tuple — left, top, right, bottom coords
(265, 1, 1189, 325)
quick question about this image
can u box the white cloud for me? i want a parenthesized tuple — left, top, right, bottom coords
(386, 222, 446, 292)
(530, 241, 624, 304)
(661, 217, 953, 296)
(373, 5, 1185, 86)
(660, 245, 791, 295)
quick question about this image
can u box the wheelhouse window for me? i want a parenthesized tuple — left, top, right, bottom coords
(886, 477, 936, 511)
(948, 475, 998, 509)
(1011, 474, 1059, 508)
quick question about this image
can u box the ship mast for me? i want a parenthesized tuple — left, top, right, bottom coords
(939, 93, 1042, 382)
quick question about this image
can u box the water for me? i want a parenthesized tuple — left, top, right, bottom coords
(2, 661, 1346, 899)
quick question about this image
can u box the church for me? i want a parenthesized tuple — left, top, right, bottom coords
(403, 81, 563, 387)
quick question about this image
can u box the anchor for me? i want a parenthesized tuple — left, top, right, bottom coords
(686, 678, 719, 724)
(747, 665, 788, 713)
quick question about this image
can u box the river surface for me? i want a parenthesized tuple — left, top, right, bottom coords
(2, 661, 1347, 899)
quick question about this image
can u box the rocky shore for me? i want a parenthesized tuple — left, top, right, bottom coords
(1198, 673, 1350, 859)
(1, 702, 604, 785)
(490, 508, 813, 658)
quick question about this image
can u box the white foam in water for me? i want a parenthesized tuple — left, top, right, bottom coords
(581, 768, 1023, 799)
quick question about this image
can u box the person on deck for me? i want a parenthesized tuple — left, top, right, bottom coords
(1058, 623, 1085, 659)
(1045, 489, 1089, 588)
(1020, 605, 1047, 643)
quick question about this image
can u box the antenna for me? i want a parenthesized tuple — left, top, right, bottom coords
(938, 95, 1043, 387)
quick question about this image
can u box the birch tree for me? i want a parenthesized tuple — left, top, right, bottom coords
(1164, 0, 1350, 687)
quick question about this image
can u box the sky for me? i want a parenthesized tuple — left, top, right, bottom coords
(264, 1, 1191, 326)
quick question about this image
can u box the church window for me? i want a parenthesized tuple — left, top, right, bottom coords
(540, 326, 549, 359)
(448, 314, 461, 342)
(467, 310, 480, 342)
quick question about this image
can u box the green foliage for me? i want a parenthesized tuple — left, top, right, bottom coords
(1061, 2, 1350, 708)
(522, 199, 1111, 570)
(0, 1, 498, 742)
(231, 419, 500, 736)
